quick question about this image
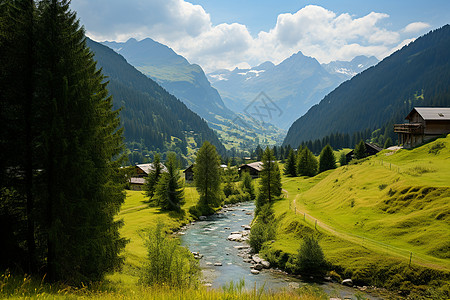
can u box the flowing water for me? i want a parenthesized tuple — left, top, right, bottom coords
(180, 202, 381, 299)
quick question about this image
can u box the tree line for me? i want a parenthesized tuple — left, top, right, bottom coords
(0, 0, 126, 283)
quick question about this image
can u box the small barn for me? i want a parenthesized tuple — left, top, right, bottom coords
(238, 161, 263, 178)
(394, 107, 450, 148)
(184, 164, 194, 182)
(346, 143, 383, 162)
(129, 177, 145, 191)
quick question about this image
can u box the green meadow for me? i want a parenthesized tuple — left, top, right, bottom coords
(263, 135, 450, 296)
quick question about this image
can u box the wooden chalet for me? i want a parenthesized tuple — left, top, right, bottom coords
(238, 161, 263, 178)
(129, 177, 145, 191)
(128, 163, 167, 191)
(394, 107, 450, 148)
(135, 163, 167, 177)
(346, 143, 382, 162)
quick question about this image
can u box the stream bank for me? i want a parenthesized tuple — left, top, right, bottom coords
(180, 202, 380, 299)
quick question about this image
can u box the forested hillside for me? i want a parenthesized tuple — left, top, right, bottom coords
(86, 39, 226, 158)
(284, 25, 450, 147)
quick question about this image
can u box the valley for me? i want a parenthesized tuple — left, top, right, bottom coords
(1, 1, 449, 299)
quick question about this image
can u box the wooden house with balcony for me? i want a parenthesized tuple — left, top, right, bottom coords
(394, 107, 450, 148)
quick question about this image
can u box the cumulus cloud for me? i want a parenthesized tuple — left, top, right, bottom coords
(70, 1, 431, 71)
(403, 22, 431, 34)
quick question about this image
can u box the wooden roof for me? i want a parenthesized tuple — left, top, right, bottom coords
(406, 107, 450, 121)
(136, 163, 168, 174)
(239, 161, 263, 172)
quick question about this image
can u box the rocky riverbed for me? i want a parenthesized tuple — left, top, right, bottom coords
(179, 202, 381, 299)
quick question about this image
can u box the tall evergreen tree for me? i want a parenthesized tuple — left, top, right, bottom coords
(384, 137, 393, 149)
(145, 153, 163, 200)
(354, 140, 367, 159)
(0, 0, 38, 273)
(297, 147, 318, 177)
(319, 145, 337, 173)
(284, 149, 297, 177)
(194, 141, 222, 214)
(256, 147, 282, 214)
(154, 152, 184, 211)
(339, 152, 347, 166)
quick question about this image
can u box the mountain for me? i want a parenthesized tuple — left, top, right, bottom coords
(86, 38, 226, 160)
(102, 38, 235, 124)
(207, 53, 376, 129)
(102, 38, 286, 151)
(283, 25, 450, 147)
(322, 55, 379, 80)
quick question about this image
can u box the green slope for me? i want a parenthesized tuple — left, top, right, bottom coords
(264, 135, 450, 295)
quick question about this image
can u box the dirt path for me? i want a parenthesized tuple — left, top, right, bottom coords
(290, 191, 449, 271)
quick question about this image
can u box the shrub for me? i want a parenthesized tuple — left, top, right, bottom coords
(140, 221, 200, 288)
(296, 235, 327, 276)
(249, 204, 276, 253)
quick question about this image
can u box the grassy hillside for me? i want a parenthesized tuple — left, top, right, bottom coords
(264, 135, 450, 296)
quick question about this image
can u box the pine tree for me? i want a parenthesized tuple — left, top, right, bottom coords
(194, 141, 222, 214)
(339, 152, 347, 166)
(0, 0, 38, 273)
(384, 137, 393, 148)
(145, 153, 163, 200)
(35, 0, 127, 282)
(154, 152, 184, 211)
(240, 171, 255, 200)
(319, 145, 337, 173)
(256, 147, 282, 213)
(296, 147, 318, 177)
(284, 149, 297, 177)
(354, 140, 367, 159)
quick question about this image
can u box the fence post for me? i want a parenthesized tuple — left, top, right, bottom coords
(315, 220, 317, 230)
(409, 252, 412, 267)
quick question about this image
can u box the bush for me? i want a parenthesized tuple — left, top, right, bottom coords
(249, 204, 276, 253)
(296, 235, 327, 276)
(140, 221, 200, 288)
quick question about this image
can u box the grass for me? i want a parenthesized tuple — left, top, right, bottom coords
(115, 188, 198, 272)
(260, 135, 450, 296)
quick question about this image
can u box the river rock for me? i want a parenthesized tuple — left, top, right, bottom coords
(227, 234, 242, 241)
(253, 263, 263, 271)
(252, 254, 263, 264)
(199, 216, 207, 221)
(250, 269, 260, 275)
(214, 262, 222, 266)
(241, 225, 251, 230)
(342, 279, 353, 286)
(261, 260, 270, 269)
(224, 227, 230, 230)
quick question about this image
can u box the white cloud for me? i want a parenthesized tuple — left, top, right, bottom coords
(403, 22, 431, 34)
(71, 1, 430, 72)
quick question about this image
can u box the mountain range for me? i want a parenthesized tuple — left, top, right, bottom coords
(283, 25, 450, 147)
(207, 53, 377, 129)
(101, 38, 286, 151)
(86, 38, 226, 162)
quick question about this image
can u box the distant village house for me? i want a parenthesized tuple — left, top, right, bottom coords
(346, 143, 382, 162)
(394, 107, 450, 148)
(129, 163, 168, 191)
(238, 161, 263, 178)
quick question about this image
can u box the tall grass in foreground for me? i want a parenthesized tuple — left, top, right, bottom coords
(0, 271, 325, 300)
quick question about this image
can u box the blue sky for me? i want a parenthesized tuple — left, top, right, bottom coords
(70, 0, 450, 71)
(189, 0, 449, 35)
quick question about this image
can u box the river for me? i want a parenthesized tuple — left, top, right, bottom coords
(180, 202, 381, 299)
